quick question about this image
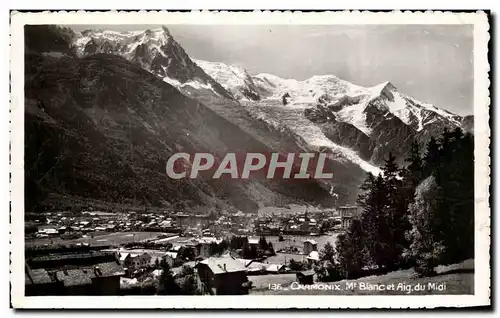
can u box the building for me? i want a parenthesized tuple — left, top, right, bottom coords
(306, 251, 320, 265)
(248, 237, 260, 246)
(338, 205, 361, 229)
(244, 261, 266, 275)
(164, 251, 179, 267)
(121, 252, 152, 271)
(303, 239, 317, 255)
(296, 270, 315, 285)
(266, 264, 286, 274)
(25, 249, 125, 295)
(175, 213, 210, 228)
(195, 237, 223, 259)
(197, 256, 250, 295)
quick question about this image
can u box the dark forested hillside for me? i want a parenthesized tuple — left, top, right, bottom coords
(24, 26, 333, 212)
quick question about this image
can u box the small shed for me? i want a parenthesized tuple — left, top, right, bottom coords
(266, 264, 286, 274)
(296, 270, 315, 285)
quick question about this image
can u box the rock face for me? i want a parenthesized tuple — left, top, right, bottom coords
(245, 73, 470, 166)
(38, 25, 472, 210)
(461, 115, 474, 134)
(72, 26, 372, 205)
(25, 26, 335, 212)
(75, 27, 233, 99)
(192, 59, 260, 101)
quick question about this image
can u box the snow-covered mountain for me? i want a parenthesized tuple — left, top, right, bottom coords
(72, 27, 378, 204)
(192, 59, 260, 101)
(253, 74, 462, 133)
(245, 72, 469, 165)
(74, 27, 233, 100)
(72, 26, 471, 204)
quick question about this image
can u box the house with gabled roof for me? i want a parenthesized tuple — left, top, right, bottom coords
(25, 249, 125, 295)
(196, 256, 250, 295)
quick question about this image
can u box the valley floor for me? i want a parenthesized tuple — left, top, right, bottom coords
(249, 259, 474, 295)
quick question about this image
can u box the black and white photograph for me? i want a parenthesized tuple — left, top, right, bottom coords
(9, 10, 490, 309)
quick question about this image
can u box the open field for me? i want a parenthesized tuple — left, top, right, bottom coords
(266, 233, 340, 252)
(265, 253, 305, 265)
(250, 259, 474, 295)
(25, 231, 169, 248)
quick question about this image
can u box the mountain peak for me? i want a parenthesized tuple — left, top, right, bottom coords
(372, 81, 397, 96)
(194, 59, 260, 100)
(161, 25, 171, 37)
(73, 27, 234, 99)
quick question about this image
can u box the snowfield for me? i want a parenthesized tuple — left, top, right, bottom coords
(249, 72, 462, 136)
(74, 28, 464, 180)
(192, 59, 259, 100)
(242, 100, 382, 175)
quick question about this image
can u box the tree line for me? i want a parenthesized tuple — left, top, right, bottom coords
(315, 128, 474, 280)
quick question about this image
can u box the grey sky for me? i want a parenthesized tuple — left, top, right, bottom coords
(70, 24, 473, 115)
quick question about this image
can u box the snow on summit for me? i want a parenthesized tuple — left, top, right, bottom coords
(249, 72, 462, 135)
(74, 26, 234, 100)
(193, 59, 260, 100)
(73, 26, 466, 177)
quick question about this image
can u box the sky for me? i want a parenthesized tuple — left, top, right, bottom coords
(70, 24, 474, 115)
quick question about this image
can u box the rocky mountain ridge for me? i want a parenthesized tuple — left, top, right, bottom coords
(25, 25, 337, 212)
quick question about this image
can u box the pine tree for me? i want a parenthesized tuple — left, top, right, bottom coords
(315, 241, 342, 282)
(179, 265, 200, 295)
(405, 175, 445, 276)
(423, 136, 441, 177)
(259, 236, 268, 251)
(157, 262, 180, 295)
(381, 153, 411, 269)
(360, 174, 389, 268)
(336, 219, 367, 278)
(356, 173, 375, 206)
(267, 242, 274, 253)
(407, 128, 474, 269)
(320, 241, 336, 263)
(241, 240, 251, 259)
(434, 128, 474, 263)
(406, 141, 423, 188)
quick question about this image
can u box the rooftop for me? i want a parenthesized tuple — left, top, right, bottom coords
(298, 269, 315, 276)
(25, 267, 52, 285)
(26, 261, 125, 286)
(306, 251, 320, 261)
(200, 257, 247, 275)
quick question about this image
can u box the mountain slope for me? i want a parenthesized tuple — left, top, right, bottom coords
(72, 27, 372, 205)
(75, 27, 233, 100)
(192, 59, 260, 101)
(248, 73, 468, 165)
(25, 27, 340, 212)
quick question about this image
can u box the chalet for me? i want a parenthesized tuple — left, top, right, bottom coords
(266, 264, 286, 274)
(197, 256, 249, 295)
(245, 261, 266, 275)
(37, 227, 58, 236)
(338, 205, 361, 229)
(296, 270, 315, 285)
(121, 252, 152, 271)
(195, 237, 223, 258)
(25, 250, 125, 295)
(306, 251, 320, 264)
(303, 239, 317, 255)
(164, 251, 179, 267)
(248, 237, 260, 246)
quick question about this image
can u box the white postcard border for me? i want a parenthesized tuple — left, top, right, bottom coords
(10, 10, 490, 309)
